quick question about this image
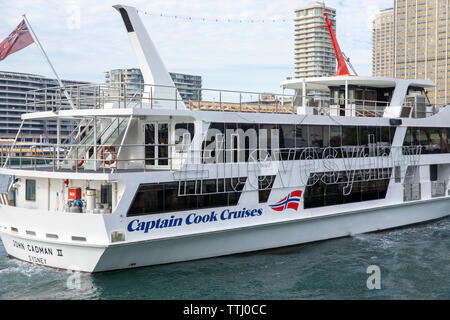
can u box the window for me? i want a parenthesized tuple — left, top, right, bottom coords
(258, 176, 276, 203)
(329, 125, 342, 156)
(202, 123, 394, 162)
(25, 179, 36, 201)
(158, 123, 169, 166)
(175, 123, 194, 152)
(403, 127, 450, 154)
(144, 124, 155, 165)
(239, 123, 258, 162)
(304, 169, 392, 209)
(203, 123, 225, 163)
(101, 185, 112, 208)
(342, 126, 358, 146)
(395, 166, 401, 183)
(259, 124, 278, 161)
(127, 178, 247, 217)
(430, 165, 438, 181)
(279, 125, 295, 160)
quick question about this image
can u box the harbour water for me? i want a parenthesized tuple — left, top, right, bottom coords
(0, 217, 449, 300)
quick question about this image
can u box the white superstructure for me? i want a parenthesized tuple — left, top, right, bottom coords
(0, 5, 449, 273)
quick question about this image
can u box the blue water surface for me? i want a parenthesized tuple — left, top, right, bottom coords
(0, 217, 448, 300)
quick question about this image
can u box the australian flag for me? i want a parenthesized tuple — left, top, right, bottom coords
(0, 20, 34, 61)
(269, 190, 303, 212)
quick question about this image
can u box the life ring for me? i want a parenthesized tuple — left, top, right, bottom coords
(100, 146, 117, 165)
(77, 159, 84, 167)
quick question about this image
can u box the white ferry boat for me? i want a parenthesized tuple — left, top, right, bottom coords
(0, 5, 449, 273)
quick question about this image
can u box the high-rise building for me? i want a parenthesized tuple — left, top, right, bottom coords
(105, 68, 202, 101)
(169, 72, 202, 102)
(394, 0, 449, 105)
(0, 71, 89, 141)
(373, 8, 395, 77)
(294, 2, 337, 78)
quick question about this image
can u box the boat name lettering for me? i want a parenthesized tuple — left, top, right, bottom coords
(28, 255, 47, 265)
(13, 240, 25, 250)
(27, 244, 53, 256)
(127, 208, 263, 233)
(12, 240, 63, 257)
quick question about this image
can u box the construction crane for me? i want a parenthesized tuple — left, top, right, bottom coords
(320, 2, 358, 76)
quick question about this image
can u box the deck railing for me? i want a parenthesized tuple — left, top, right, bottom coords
(0, 143, 425, 174)
(24, 82, 298, 114)
(23, 82, 447, 118)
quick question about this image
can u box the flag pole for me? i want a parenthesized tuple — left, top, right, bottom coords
(22, 14, 75, 109)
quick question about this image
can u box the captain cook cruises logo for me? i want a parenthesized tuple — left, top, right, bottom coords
(269, 190, 303, 212)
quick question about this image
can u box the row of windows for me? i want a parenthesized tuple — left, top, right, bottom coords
(127, 178, 247, 217)
(304, 169, 392, 209)
(202, 123, 395, 163)
(127, 175, 279, 217)
(403, 127, 450, 154)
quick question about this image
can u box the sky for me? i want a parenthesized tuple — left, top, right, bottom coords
(0, 0, 394, 93)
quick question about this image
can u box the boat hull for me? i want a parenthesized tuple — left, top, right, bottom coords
(1, 197, 449, 273)
(0, 233, 105, 272)
(95, 197, 450, 272)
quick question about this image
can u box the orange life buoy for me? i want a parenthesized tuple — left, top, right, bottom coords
(77, 159, 84, 167)
(100, 146, 117, 165)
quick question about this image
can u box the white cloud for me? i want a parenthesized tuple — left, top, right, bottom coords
(0, 0, 393, 92)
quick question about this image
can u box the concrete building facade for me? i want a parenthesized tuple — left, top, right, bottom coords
(294, 2, 337, 78)
(394, 0, 449, 105)
(373, 8, 395, 77)
(0, 71, 88, 141)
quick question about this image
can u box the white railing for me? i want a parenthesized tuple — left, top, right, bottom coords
(24, 82, 297, 114)
(0, 143, 426, 174)
(24, 82, 447, 118)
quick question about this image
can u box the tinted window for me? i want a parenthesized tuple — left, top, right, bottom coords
(403, 127, 450, 154)
(101, 185, 112, 208)
(258, 176, 276, 203)
(279, 125, 295, 160)
(342, 126, 358, 146)
(304, 169, 392, 209)
(128, 178, 247, 216)
(25, 179, 36, 201)
(203, 123, 396, 162)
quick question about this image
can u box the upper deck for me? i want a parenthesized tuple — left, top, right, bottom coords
(0, 74, 446, 177)
(281, 75, 442, 118)
(19, 74, 445, 120)
(1, 3, 449, 177)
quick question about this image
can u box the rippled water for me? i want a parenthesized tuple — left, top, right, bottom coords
(0, 217, 449, 300)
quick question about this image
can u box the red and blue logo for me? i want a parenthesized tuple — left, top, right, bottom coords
(269, 190, 303, 212)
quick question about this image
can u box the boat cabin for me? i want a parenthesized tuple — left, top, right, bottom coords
(281, 76, 436, 118)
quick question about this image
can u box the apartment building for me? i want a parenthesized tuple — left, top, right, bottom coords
(0, 71, 89, 141)
(105, 68, 202, 102)
(294, 2, 337, 78)
(394, 0, 449, 105)
(373, 8, 395, 77)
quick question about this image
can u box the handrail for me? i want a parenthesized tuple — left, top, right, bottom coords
(22, 82, 448, 119)
(0, 143, 426, 174)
